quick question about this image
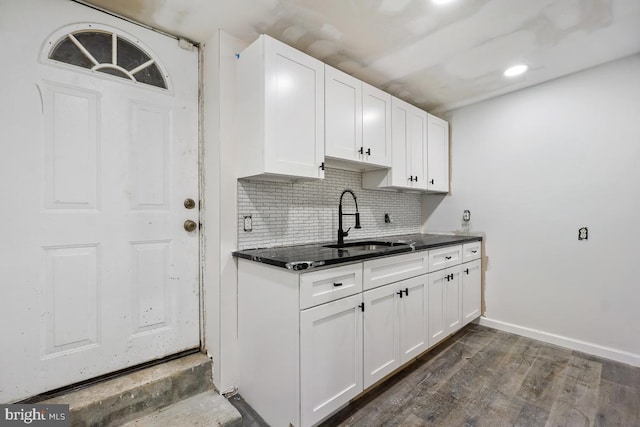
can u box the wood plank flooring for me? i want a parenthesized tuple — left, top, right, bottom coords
(230, 324, 640, 426)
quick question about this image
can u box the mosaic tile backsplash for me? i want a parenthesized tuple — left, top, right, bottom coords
(237, 168, 422, 249)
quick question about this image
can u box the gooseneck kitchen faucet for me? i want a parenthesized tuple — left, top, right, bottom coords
(337, 189, 361, 245)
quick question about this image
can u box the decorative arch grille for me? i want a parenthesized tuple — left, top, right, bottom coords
(49, 30, 167, 89)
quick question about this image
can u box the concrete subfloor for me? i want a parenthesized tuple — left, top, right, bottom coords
(123, 390, 242, 426)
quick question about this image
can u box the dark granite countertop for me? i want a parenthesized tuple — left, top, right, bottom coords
(232, 233, 482, 271)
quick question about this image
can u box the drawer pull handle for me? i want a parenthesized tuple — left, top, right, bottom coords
(471, 250, 478, 254)
(445, 256, 452, 260)
(464, 269, 470, 274)
(397, 290, 404, 298)
(403, 288, 409, 297)
(358, 303, 365, 312)
(333, 282, 343, 287)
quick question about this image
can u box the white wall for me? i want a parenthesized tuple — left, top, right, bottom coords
(423, 54, 640, 365)
(202, 30, 247, 392)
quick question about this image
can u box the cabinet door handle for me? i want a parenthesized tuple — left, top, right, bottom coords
(397, 290, 404, 298)
(320, 162, 325, 171)
(366, 148, 371, 156)
(358, 147, 364, 155)
(333, 282, 343, 287)
(445, 256, 452, 260)
(403, 288, 409, 296)
(430, 179, 435, 185)
(358, 303, 365, 312)
(464, 269, 469, 275)
(414, 176, 418, 182)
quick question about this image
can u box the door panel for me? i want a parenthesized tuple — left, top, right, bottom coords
(0, 0, 199, 403)
(363, 283, 400, 389)
(399, 276, 428, 363)
(300, 294, 363, 426)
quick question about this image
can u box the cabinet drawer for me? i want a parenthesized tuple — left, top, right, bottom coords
(300, 263, 362, 309)
(428, 245, 462, 272)
(462, 241, 481, 262)
(363, 251, 429, 291)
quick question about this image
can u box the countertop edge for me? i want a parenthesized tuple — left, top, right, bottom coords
(233, 234, 482, 271)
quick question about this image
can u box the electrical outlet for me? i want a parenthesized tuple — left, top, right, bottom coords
(578, 227, 588, 240)
(463, 210, 471, 222)
(244, 215, 252, 232)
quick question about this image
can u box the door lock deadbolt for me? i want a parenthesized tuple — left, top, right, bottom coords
(184, 198, 196, 209)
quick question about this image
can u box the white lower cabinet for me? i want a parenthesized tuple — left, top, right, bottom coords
(462, 259, 482, 326)
(363, 275, 428, 388)
(363, 282, 401, 388)
(238, 241, 481, 427)
(301, 294, 363, 426)
(428, 265, 462, 347)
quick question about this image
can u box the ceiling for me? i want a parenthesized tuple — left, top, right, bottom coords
(83, 0, 640, 112)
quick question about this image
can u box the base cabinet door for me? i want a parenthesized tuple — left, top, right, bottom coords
(462, 259, 482, 326)
(428, 270, 446, 347)
(398, 275, 429, 363)
(445, 267, 462, 334)
(300, 294, 363, 426)
(363, 283, 401, 389)
(428, 265, 462, 347)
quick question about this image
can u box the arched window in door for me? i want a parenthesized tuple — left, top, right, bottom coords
(48, 29, 168, 89)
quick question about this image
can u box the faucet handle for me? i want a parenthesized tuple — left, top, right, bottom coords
(344, 227, 351, 237)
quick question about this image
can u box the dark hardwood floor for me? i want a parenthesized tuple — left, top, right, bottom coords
(230, 324, 640, 426)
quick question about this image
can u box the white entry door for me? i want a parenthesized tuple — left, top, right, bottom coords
(0, 0, 199, 403)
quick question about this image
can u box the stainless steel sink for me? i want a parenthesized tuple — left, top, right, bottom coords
(323, 240, 410, 251)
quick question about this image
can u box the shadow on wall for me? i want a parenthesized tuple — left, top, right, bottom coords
(422, 193, 447, 227)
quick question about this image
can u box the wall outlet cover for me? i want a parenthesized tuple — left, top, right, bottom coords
(578, 227, 588, 240)
(244, 215, 252, 232)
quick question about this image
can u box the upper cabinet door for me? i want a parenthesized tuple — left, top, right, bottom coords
(427, 114, 449, 192)
(325, 65, 362, 163)
(407, 104, 428, 190)
(362, 83, 391, 167)
(264, 38, 325, 179)
(236, 35, 325, 181)
(390, 97, 410, 186)
(362, 97, 426, 190)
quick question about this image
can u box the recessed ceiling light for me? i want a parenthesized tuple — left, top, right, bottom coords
(504, 64, 528, 77)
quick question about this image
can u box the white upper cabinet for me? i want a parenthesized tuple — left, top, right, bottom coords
(362, 83, 392, 167)
(325, 66, 362, 162)
(235, 35, 325, 181)
(325, 65, 391, 170)
(362, 97, 427, 190)
(426, 113, 449, 192)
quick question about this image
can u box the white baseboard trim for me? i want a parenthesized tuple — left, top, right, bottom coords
(479, 317, 640, 367)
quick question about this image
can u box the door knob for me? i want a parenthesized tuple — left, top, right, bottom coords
(184, 198, 196, 209)
(184, 220, 198, 232)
